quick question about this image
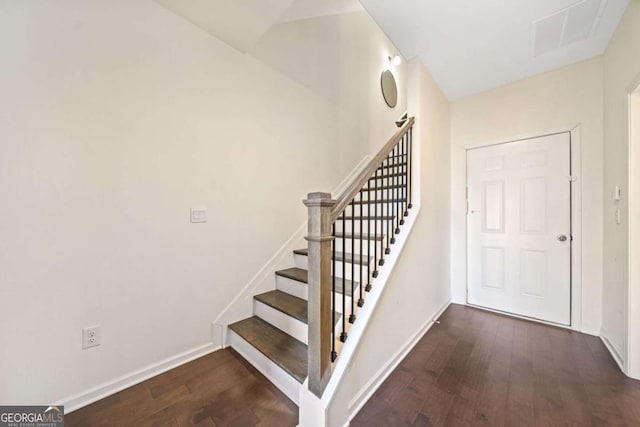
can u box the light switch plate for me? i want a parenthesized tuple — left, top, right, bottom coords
(614, 186, 621, 201)
(190, 208, 207, 223)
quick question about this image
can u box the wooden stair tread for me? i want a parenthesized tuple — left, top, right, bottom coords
(275, 267, 308, 283)
(293, 249, 373, 265)
(275, 267, 357, 297)
(334, 232, 384, 241)
(255, 290, 307, 323)
(228, 316, 307, 383)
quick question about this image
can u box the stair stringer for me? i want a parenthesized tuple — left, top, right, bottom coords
(298, 204, 421, 427)
(212, 155, 371, 350)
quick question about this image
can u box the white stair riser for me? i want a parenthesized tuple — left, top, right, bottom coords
(342, 189, 407, 202)
(227, 329, 302, 405)
(366, 177, 408, 188)
(254, 300, 308, 344)
(334, 238, 382, 255)
(274, 274, 355, 314)
(294, 254, 375, 281)
(335, 220, 400, 234)
(345, 203, 408, 217)
(276, 275, 308, 300)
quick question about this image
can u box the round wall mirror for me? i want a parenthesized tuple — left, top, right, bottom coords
(380, 70, 398, 108)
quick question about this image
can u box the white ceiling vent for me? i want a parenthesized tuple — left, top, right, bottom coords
(532, 0, 608, 56)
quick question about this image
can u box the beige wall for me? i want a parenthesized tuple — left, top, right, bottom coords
(0, 0, 406, 405)
(450, 57, 604, 334)
(602, 0, 640, 372)
(330, 58, 451, 424)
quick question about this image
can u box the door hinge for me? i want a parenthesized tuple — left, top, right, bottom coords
(567, 175, 577, 182)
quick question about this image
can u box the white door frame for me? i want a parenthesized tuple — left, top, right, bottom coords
(626, 77, 640, 379)
(464, 124, 583, 332)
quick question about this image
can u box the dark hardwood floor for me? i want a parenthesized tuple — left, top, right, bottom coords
(65, 348, 298, 427)
(66, 304, 640, 426)
(352, 304, 640, 427)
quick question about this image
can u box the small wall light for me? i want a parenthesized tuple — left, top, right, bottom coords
(389, 55, 402, 66)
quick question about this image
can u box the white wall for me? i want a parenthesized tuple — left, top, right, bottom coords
(602, 0, 640, 373)
(0, 0, 406, 405)
(450, 57, 604, 335)
(328, 58, 451, 424)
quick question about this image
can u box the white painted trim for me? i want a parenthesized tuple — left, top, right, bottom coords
(298, 204, 421, 427)
(254, 299, 309, 344)
(60, 343, 219, 413)
(463, 124, 584, 332)
(570, 124, 583, 332)
(626, 79, 640, 379)
(227, 329, 302, 404)
(215, 155, 372, 344)
(602, 333, 625, 372)
(463, 123, 580, 150)
(347, 299, 451, 419)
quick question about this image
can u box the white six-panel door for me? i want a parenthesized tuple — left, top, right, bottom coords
(467, 133, 571, 325)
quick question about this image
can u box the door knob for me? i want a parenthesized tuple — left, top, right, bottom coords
(557, 235, 568, 242)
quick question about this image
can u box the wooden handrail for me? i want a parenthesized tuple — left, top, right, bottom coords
(330, 116, 415, 222)
(305, 116, 415, 398)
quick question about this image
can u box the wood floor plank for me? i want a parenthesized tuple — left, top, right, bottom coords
(67, 304, 640, 427)
(355, 305, 640, 427)
(65, 349, 297, 427)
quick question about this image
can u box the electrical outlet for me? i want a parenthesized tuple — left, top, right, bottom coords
(82, 325, 101, 349)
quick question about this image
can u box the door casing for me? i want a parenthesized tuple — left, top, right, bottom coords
(626, 78, 640, 379)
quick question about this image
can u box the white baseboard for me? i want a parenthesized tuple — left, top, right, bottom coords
(600, 332, 625, 372)
(61, 343, 219, 414)
(347, 299, 451, 418)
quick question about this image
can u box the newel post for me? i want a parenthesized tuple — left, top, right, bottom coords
(303, 192, 336, 397)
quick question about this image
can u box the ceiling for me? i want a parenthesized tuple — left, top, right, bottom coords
(155, 0, 296, 52)
(277, 0, 363, 24)
(154, 0, 363, 52)
(360, 0, 629, 100)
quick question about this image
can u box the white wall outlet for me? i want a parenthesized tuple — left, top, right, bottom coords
(82, 325, 101, 349)
(190, 208, 207, 223)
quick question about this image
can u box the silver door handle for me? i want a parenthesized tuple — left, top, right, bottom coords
(557, 235, 568, 242)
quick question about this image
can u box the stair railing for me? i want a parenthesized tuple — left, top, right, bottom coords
(303, 117, 415, 397)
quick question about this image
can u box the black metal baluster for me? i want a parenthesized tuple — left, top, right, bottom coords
(384, 154, 391, 254)
(374, 164, 380, 274)
(349, 198, 356, 324)
(403, 131, 409, 217)
(340, 210, 347, 342)
(394, 141, 400, 234)
(390, 146, 397, 245)
(331, 222, 337, 362)
(365, 177, 372, 291)
(408, 126, 413, 210)
(400, 134, 406, 226)
(358, 190, 364, 306)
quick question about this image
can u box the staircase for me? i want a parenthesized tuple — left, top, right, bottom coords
(226, 117, 415, 406)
